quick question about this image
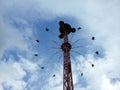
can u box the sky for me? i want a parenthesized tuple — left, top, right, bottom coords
(0, 0, 120, 90)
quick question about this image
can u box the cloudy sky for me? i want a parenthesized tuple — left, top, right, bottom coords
(0, 0, 120, 90)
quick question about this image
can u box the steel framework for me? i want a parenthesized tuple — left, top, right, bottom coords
(59, 21, 75, 90)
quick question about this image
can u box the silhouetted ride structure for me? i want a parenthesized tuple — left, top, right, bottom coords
(34, 20, 100, 90)
(59, 21, 76, 90)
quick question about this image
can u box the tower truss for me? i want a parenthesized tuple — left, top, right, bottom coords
(59, 21, 75, 90)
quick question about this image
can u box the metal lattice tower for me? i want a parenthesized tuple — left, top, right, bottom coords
(59, 21, 76, 90)
(34, 20, 97, 90)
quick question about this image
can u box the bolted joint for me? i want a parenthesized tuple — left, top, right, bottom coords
(61, 42, 71, 52)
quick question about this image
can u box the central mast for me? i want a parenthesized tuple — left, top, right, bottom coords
(59, 21, 76, 90)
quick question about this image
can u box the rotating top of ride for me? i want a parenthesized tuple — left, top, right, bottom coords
(59, 21, 76, 39)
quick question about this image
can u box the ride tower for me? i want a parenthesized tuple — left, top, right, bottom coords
(59, 21, 76, 90)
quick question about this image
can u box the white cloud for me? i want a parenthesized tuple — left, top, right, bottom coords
(0, 56, 42, 90)
(41, 63, 62, 90)
(0, 0, 120, 90)
(0, 16, 29, 58)
(0, 60, 26, 90)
